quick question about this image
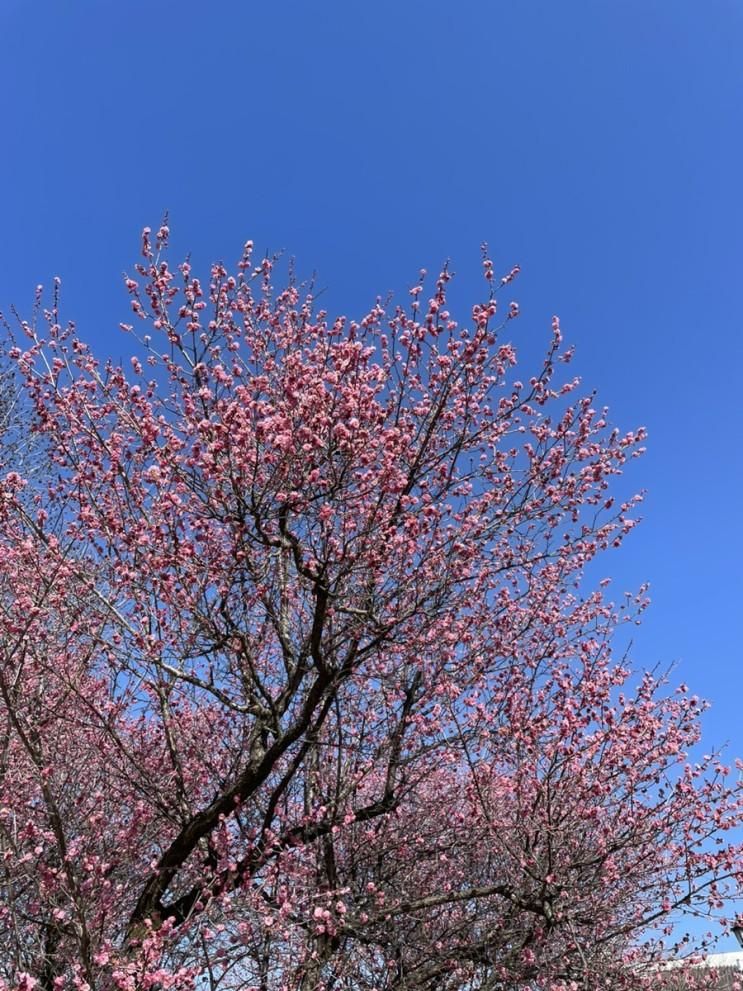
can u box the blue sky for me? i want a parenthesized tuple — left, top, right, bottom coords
(1, 0, 742, 905)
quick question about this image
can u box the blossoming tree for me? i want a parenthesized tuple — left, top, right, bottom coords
(0, 228, 740, 991)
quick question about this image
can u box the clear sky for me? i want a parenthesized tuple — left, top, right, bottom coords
(1, 0, 742, 916)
